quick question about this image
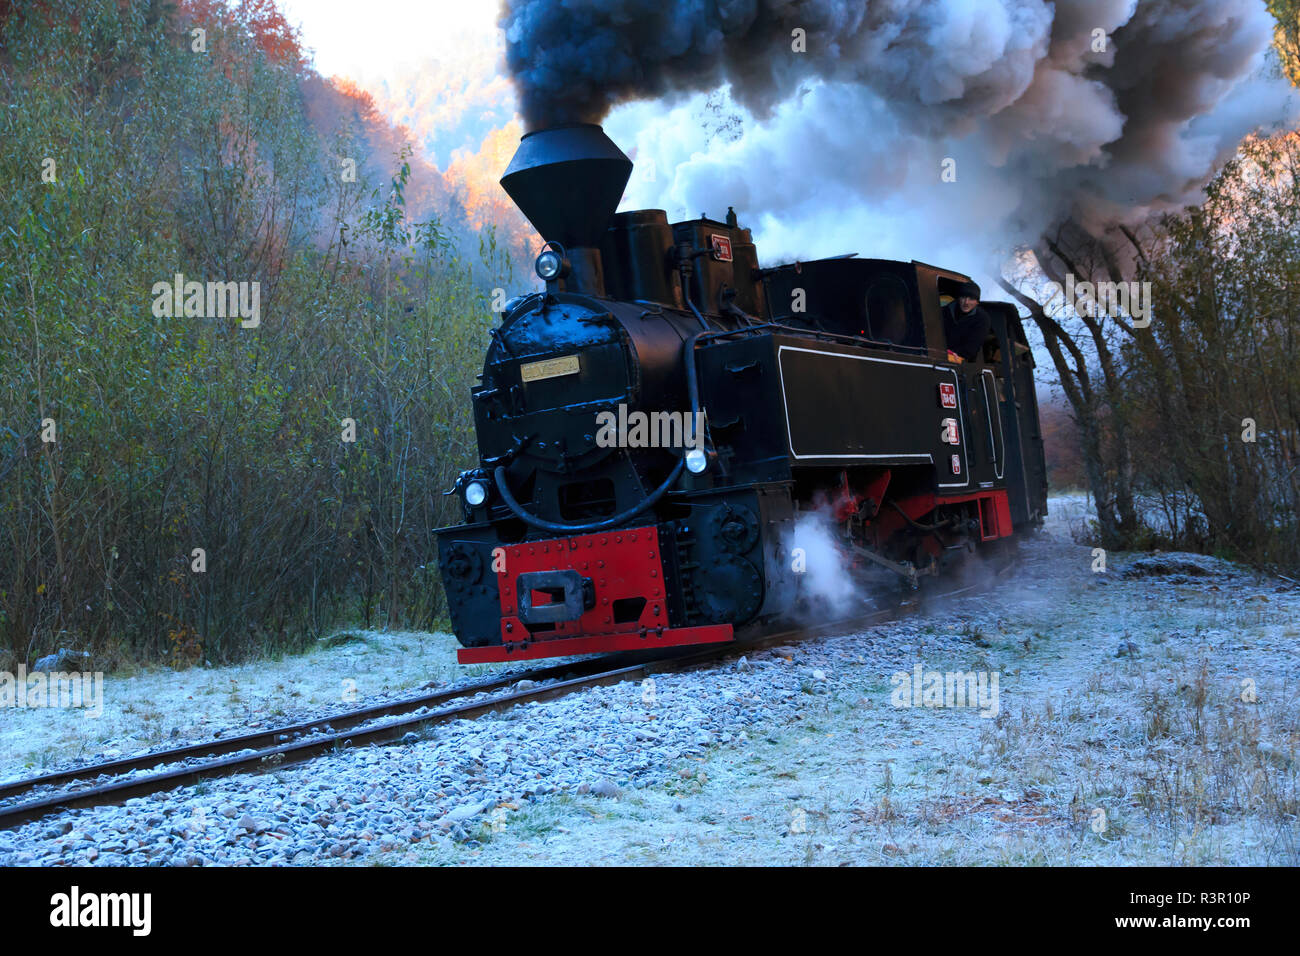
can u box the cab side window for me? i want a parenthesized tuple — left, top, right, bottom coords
(864, 275, 916, 348)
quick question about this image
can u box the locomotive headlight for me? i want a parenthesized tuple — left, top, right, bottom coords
(464, 480, 488, 507)
(685, 447, 709, 474)
(535, 249, 566, 281)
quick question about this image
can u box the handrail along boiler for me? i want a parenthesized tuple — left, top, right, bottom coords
(436, 124, 1048, 663)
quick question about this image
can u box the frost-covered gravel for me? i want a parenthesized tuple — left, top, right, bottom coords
(0, 623, 990, 865)
(2, 496, 1296, 866)
(0, 630, 562, 787)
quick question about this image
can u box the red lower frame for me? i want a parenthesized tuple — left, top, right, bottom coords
(941, 489, 1014, 540)
(457, 524, 736, 664)
(457, 623, 734, 664)
(873, 488, 1013, 541)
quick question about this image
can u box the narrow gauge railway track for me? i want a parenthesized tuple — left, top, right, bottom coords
(0, 555, 1015, 831)
(0, 654, 635, 804)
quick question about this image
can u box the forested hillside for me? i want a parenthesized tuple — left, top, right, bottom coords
(1, 0, 523, 667)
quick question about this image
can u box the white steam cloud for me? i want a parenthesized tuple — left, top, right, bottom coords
(785, 509, 863, 618)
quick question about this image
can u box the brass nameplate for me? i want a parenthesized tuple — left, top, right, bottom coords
(520, 354, 580, 383)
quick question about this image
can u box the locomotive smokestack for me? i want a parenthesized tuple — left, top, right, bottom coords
(500, 124, 632, 296)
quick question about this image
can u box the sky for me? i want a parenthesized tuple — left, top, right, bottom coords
(278, 0, 503, 83)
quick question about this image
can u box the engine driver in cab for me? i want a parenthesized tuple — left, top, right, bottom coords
(943, 281, 991, 363)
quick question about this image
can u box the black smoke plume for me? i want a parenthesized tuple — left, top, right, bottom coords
(499, 0, 1295, 262)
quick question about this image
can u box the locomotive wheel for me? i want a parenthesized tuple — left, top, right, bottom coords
(695, 554, 763, 624)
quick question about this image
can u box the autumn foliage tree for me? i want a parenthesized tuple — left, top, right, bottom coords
(0, 0, 511, 667)
(1001, 130, 1300, 567)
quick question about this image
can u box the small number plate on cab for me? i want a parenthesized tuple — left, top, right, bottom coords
(520, 354, 581, 383)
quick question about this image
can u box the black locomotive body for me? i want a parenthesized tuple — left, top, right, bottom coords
(437, 124, 1047, 663)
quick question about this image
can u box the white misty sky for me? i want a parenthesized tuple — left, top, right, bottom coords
(277, 0, 501, 80)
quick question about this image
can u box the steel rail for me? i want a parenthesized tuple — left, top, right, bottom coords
(0, 653, 643, 803)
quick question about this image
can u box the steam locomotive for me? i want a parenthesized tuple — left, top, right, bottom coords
(436, 124, 1047, 663)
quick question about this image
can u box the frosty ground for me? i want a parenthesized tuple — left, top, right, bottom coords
(1, 494, 1296, 866)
